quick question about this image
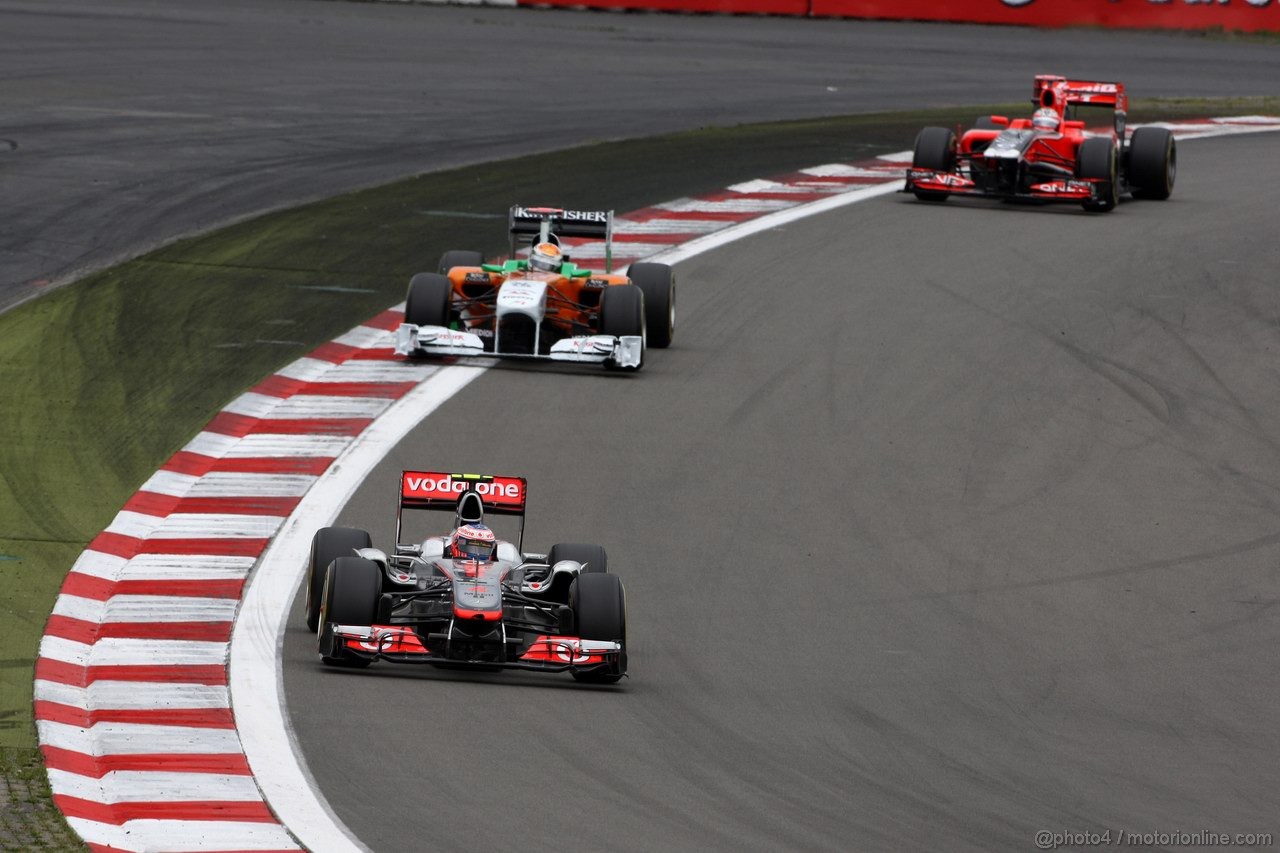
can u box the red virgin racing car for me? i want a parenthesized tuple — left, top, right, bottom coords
(905, 76, 1176, 213)
(305, 471, 627, 684)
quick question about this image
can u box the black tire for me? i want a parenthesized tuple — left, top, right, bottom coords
(437, 250, 484, 274)
(1077, 137, 1119, 213)
(318, 557, 380, 668)
(547, 543, 608, 574)
(626, 263, 675, 349)
(1127, 127, 1176, 201)
(911, 127, 957, 202)
(404, 272, 452, 328)
(306, 527, 372, 632)
(569, 572, 626, 684)
(598, 284, 645, 371)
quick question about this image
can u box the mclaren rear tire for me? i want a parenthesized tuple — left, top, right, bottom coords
(306, 527, 372, 633)
(911, 127, 957, 202)
(569, 572, 627, 685)
(1077, 137, 1119, 213)
(548, 543, 608, 574)
(437, 250, 484, 274)
(626, 262, 675, 349)
(318, 557, 381, 668)
(1128, 127, 1176, 201)
(405, 272, 453, 328)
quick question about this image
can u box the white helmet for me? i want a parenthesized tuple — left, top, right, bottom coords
(529, 241, 564, 273)
(1032, 108, 1060, 133)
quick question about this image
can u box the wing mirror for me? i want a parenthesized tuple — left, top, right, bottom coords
(987, 116, 1010, 127)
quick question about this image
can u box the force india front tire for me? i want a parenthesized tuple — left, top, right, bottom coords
(599, 284, 646, 371)
(569, 572, 627, 684)
(626, 263, 675, 349)
(405, 272, 453, 328)
(318, 556, 381, 668)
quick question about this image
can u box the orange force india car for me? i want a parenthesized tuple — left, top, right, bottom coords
(904, 75, 1177, 213)
(307, 471, 628, 684)
(394, 206, 676, 371)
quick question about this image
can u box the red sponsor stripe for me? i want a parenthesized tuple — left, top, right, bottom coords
(136, 538, 268, 558)
(35, 658, 228, 687)
(249, 373, 308, 398)
(308, 341, 359, 364)
(35, 701, 234, 729)
(54, 795, 276, 824)
(173, 495, 300, 516)
(122, 491, 182, 518)
(291, 381, 417, 399)
(204, 411, 259, 438)
(62, 573, 245, 601)
(87, 532, 141, 560)
(248, 417, 372, 437)
(43, 746, 251, 777)
(364, 309, 404, 332)
(345, 346, 399, 361)
(44, 616, 233, 644)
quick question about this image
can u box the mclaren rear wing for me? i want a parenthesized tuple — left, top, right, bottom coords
(395, 470, 528, 550)
(508, 205, 615, 272)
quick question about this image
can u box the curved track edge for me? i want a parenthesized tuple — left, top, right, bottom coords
(34, 116, 1279, 852)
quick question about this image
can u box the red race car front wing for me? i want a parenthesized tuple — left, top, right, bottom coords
(904, 168, 1103, 203)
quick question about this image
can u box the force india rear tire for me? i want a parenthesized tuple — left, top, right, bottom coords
(911, 127, 957, 202)
(547, 543, 608, 574)
(1127, 127, 1176, 201)
(306, 527, 372, 632)
(626, 263, 675, 349)
(1077, 137, 1119, 213)
(319, 557, 381, 668)
(599, 284, 646, 371)
(569, 572, 627, 684)
(405, 272, 453, 328)
(438, 250, 484, 275)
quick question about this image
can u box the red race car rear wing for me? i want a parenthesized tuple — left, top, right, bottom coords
(1033, 75, 1127, 112)
(395, 470, 528, 547)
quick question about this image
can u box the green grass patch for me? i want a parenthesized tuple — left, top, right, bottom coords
(0, 96, 1271, 840)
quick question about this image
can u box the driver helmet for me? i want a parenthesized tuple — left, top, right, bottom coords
(1032, 107, 1061, 134)
(529, 241, 564, 273)
(450, 523, 496, 561)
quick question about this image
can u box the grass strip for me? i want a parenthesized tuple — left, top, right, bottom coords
(0, 96, 1274, 846)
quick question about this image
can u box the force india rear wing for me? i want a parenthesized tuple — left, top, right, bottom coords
(395, 470, 527, 549)
(508, 205, 615, 272)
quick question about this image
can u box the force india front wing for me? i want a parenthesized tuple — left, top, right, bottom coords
(904, 168, 1107, 203)
(321, 623, 626, 677)
(395, 324, 643, 369)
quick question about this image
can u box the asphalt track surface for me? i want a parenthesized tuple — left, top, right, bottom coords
(5, 0, 1280, 313)
(284, 133, 1280, 852)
